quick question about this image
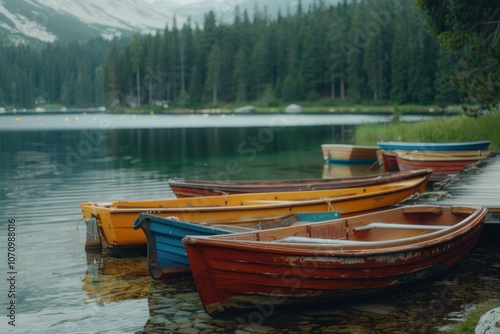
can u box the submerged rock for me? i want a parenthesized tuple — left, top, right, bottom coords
(476, 307, 500, 334)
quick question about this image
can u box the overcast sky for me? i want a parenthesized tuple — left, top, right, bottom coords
(143, 0, 204, 3)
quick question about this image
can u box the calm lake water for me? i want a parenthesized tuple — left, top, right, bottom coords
(0, 113, 498, 334)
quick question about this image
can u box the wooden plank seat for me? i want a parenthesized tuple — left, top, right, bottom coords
(353, 222, 450, 231)
(275, 222, 452, 246)
(276, 236, 367, 245)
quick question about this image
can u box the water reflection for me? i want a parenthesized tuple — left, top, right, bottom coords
(322, 163, 383, 178)
(82, 251, 151, 304)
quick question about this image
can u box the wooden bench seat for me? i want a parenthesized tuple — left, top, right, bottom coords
(353, 222, 450, 231)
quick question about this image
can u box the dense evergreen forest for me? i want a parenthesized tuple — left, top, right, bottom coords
(0, 0, 464, 109)
(106, 0, 464, 109)
(0, 39, 116, 109)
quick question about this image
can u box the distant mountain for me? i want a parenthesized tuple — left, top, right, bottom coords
(151, 0, 342, 24)
(0, 0, 180, 44)
(0, 0, 342, 44)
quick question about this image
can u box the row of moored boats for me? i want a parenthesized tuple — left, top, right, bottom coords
(322, 140, 492, 181)
(80, 140, 492, 317)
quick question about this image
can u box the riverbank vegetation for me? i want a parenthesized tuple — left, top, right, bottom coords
(103, 102, 462, 115)
(356, 111, 500, 150)
(444, 300, 500, 334)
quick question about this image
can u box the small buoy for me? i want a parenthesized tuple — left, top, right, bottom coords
(220, 114, 226, 119)
(38, 117, 43, 122)
(15, 117, 20, 123)
(74, 117, 79, 121)
(150, 111, 155, 116)
(92, 117, 97, 121)
(190, 115, 196, 119)
(203, 113, 209, 118)
(83, 112, 87, 116)
(132, 114, 136, 118)
(65, 117, 70, 122)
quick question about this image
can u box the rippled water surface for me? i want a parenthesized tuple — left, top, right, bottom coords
(0, 114, 498, 334)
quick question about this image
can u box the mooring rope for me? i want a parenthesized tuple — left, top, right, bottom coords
(76, 217, 84, 230)
(213, 190, 229, 205)
(88, 200, 97, 215)
(323, 197, 335, 212)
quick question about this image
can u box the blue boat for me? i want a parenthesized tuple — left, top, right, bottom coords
(132, 211, 340, 280)
(377, 140, 491, 151)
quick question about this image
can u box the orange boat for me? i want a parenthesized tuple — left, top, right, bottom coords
(183, 205, 486, 317)
(80, 171, 431, 250)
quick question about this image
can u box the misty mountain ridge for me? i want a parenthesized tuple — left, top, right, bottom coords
(0, 0, 341, 44)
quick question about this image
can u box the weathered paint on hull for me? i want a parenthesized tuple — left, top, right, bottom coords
(397, 159, 478, 182)
(396, 153, 488, 181)
(134, 212, 341, 280)
(183, 206, 486, 317)
(133, 214, 233, 279)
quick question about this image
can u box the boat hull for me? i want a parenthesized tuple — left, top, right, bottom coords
(395, 151, 490, 181)
(378, 141, 491, 172)
(321, 144, 379, 165)
(169, 169, 431, 197)
(133, 212, 340, 279)
(377, 140, 491, 151)
(80, 172, 431, 249)
(381, 150, 400, 172)
(183, 206, 486, 317)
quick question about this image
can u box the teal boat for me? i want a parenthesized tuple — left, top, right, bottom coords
(377, 140, 490, 151)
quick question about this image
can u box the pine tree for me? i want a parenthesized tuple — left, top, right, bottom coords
(104, 43, 119, 106)
(344, 0, 368, 101)
(130, 33, 144, 107)
(390, 2, 411, 103)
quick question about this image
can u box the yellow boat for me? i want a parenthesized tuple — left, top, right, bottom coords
(80, 170, 431, 249)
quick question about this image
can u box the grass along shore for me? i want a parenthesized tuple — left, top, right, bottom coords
(444, 300, 500, 333)
(355, 112, 500, 150)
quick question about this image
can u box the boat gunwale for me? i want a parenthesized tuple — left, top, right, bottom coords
(321, 144, 380, 150)
(182, 206, 487, 255)
(82, 174, 431, 214)
(377, 140, 491, 151)
(395, 150, 491, 162)
(168, 169, 431, 191)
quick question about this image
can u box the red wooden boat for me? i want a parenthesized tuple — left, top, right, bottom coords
(183, 205, 486, 317)
(395, 150, 490, 181)
(380, 150, 400, 172)
(168, 169, 431, 198)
